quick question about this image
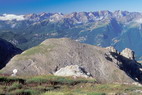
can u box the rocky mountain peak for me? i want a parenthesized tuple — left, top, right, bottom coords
(98, 10, 112, 16)
(24, 13, 38, 19)
(39, 12, 48, 16)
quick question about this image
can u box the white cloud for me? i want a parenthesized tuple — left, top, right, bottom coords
(0, 14, 25, 21)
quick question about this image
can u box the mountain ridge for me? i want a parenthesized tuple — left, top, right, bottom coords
(0, 10, 142, 25)
(0, 10, 142, 60)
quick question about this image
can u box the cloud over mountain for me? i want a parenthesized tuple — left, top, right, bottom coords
(0, 14, 25, 21)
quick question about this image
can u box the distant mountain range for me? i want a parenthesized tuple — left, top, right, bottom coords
(0, 10, 142, 60)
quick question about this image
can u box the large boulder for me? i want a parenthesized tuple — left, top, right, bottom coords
(1, 38, 140, 83)
(54, 65, 91, 78)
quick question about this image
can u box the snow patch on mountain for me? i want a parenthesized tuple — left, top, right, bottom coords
(135, 18, 142, 23)
(0, 14, 25, 21)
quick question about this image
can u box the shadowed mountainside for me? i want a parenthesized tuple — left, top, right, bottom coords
(0, 38, 22, 69)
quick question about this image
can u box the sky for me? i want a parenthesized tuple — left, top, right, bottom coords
(0, 0, 142, 14)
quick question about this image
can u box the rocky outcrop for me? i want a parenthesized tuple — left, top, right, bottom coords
(0, 38, 22, 69)
(1, 38, 142, 83)
(106, 46, 118, 53)
(120, 48, 135, 60)
(116, 48, 142, 82)
(54, 65, 91, 78)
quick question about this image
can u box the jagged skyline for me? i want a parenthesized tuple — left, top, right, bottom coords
(0, 0, 142, 14)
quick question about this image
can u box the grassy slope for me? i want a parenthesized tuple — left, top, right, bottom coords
(0, 75, 142, 95)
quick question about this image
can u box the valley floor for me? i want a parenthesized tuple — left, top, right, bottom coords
(0, 75, 142, 95)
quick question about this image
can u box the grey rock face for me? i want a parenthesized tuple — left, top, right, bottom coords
(1, 38, 142, 83)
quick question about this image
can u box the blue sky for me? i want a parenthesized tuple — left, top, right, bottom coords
(0, 0, 142, 14)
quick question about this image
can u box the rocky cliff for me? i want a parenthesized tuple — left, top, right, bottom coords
(1, 38, 142, 83)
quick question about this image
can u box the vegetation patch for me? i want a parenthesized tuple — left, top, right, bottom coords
(26, 75, 96, 85)
(0, 75, 142, 95)
(22, 44, 54, 56)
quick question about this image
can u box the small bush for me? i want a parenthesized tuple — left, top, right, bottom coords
(87, 92, 106, 95)
(33, 86, 55, 91)
(24, 89, 41, 95)
(9, 89, 24, 95)
(41, 91, 86, 95)
(26, 76, 48, 84)
(41, 91, 65, 95)
(8, 82, 22, 91)
(9, 89, 41, 95)
(0, 76, 25, 84)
